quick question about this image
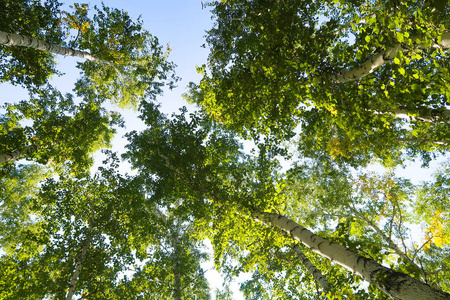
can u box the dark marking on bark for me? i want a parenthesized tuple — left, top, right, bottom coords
(316, 241, 325, 250)
(289, 225, 301, 235)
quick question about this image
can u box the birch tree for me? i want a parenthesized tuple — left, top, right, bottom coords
(123, 103, 450, 299)
(1, 1, 176, 108)
(0, 151, 215, 299)
(412, 162, 450, 291)
(187, 0, 450, 165)
(0, 160, 148, 299)
(110, 206, 211, 300)
(251, 209, 450, 300)
(284, 160, 450, 286)
(0, 0, 63, 87)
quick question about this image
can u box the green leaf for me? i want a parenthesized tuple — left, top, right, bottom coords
(411, 83, 420, 91)
(396, 32, 404, 43)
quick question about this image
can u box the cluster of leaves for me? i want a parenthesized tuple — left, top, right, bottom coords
(0, 162, 135, 298)
(0, 0, 180, 174)
(0, 155, 213, 299)
(0, 85, 122, 176)
(0, 0, 64, 86)
(73, 4, 178, 109)
(122, 104, 450, 298)
(188, 0, 450, 167)
(0, 2, 198, 297)
(1, 101, 449, 298)
(1, 0, 178, 108)
(1, 0, 450, 299)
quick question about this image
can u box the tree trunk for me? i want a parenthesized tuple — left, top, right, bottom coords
(0, 30, 99, 61)
(392, 108, 450, 124)
(173, 270, 182, 300)
(66, 225, 93, 300)
(0, 144, 38, 165)
(398, 138, 449, 146)
(328, 32, 450, 83)
(171, 222, 182, 300)
(291, 243, 332, 294)
(251, 210, 450, 300)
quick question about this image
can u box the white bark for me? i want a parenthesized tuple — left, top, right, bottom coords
(173, 270, 182, 300)
(0, 30, 99, 61)
(398, 138, 449, 146)
(292, 243, 332, 293)
(252, 210, 450, 300)
(172, 233, 182, 300)
(66, 225, 93, 300)
(369, 108, 450, 125)
(0, 144, 38, 165)
(391, 108, 450, 124)
(0, 150, 24, 165)
(329, 32, 450, 83)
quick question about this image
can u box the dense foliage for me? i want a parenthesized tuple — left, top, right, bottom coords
(0, 0, 449, 299)
(186, 0, 450, 166)
(0, 0, 63, 86)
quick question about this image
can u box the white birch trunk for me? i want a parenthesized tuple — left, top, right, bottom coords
(170, 220, 182, 300)
(252, 210, 450, 300)
(66, 225, 93, 300)
(292, 243, 332, 293)
(391, 108, 450, 124)
(172, 241, 182, 300)
(0, 30, 99, 61)
(398, 138, 449, 146)
(0, 144, 38, 165)
(0, 150, 24, 165)
(369, 108, 450, 125)
(328, 32, 450, 83)
(173, 270, 182, 300)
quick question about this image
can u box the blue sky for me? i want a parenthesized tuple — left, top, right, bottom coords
(111, 0, 213, 113)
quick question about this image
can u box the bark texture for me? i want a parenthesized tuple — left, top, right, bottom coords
(0, 30, 98, 61)
(0, 144, 39, 165)
(292, 243, 332, 293)
(329, 32, 450, 83)
(173, 270, 182, 300)
(66, 226, 93, 300)
(252, 210, 450, 300)
(391, 108, 450, 124)
(172, 236, 182, 300)
(398, 138, 449, 146)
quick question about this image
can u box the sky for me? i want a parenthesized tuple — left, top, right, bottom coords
(0, 0, 448, 298)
